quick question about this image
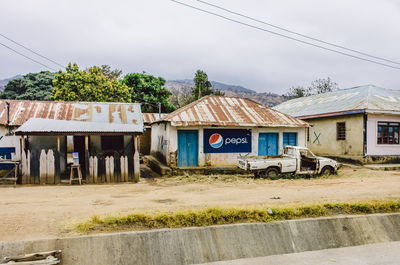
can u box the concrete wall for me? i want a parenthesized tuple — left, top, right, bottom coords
(151, 122, 306, 167)
(305, 114, 364, 157)
(0, 213, 399, 265)
(366, 114, 400, 156)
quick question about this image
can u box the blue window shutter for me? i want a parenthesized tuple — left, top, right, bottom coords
(283, 133, 297, 147)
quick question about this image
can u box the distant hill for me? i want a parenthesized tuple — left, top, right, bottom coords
(0, 75, 22, 91)
(165, 79, 285, 107)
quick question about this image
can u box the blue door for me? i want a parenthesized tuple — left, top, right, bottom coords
(283, 132, 297, 147)
(178, 130, 198, 167)
(258, 133, 279, 156)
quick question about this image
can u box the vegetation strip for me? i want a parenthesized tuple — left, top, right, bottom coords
(75, 201, 400, 233)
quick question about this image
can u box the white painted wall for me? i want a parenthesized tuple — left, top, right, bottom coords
(151, 122, 306, 167)
(0, 126, 21, 160)
(366, 114, 400, 156)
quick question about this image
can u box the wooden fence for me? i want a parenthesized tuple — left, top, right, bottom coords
(20, 149, 136, 184)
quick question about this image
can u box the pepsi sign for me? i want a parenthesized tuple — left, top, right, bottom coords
(204, 129, 252, 153)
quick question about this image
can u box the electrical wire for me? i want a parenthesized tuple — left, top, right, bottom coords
(170, 0, 400, 70)
(196, 0, 400, 66)
(0, 33, 65, 68)
(0, 41, 57, 71)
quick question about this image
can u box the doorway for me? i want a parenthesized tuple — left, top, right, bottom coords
(177, 130, 198, 167)
(258, 133, 279, 156)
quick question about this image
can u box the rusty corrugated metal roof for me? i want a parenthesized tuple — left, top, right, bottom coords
(15, 118, 143, 135)
(0, 99, 143, 127)
(142, 113, 166, 125)
(273, 85, 400, 119)
(157, 96, 308, 127)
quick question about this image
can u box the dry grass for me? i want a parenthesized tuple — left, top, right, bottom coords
(74, 200, 400, 234)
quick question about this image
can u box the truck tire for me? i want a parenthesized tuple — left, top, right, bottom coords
(264, 167, 280, 179)
(320, 166, 334, 176)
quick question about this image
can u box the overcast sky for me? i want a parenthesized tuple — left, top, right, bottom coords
(1, 0, 400, 94)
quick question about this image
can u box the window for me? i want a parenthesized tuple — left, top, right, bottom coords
(101, 136, 124, 150)
(377, 122, 399, 144)
(336, 122, 346, 140)
(283, 132, 297, 147)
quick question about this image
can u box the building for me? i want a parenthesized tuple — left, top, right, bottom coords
(0, 99, 143, 184)
(150, 96, 308, 169)
(274, 85, 400, 163)
(141, 113, 166, 155)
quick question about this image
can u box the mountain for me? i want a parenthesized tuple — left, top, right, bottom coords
(0, 75, 22, 91)
(165, 79, 285, 107)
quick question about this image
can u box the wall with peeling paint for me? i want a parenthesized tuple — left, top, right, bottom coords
(305, 114, 364, 157)
(151, 122, 306, 167)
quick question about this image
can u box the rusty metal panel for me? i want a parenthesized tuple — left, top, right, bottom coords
(159, 96, 308, 128)
(0, 100, 143, 130)
(142, 113, 166, 125)
(274, 85, 400, 119)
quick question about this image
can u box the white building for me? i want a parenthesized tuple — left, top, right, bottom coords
(151, 96, 308, 169)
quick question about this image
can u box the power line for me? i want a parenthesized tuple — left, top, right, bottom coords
(0, 33, 65, 68)
(170, 0, 400, 70)
(0, 41, 57, 71)
(196, 0, 400, 66)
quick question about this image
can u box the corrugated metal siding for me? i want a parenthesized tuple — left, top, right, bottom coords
(159, 96, 308, 127)
(0, 100, 143, 126)
(142, 113, 166, 125)
(273, 85, 400, 118)
(15, 118, 143, 134)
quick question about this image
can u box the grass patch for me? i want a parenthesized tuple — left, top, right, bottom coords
(74, 200, 400, 234)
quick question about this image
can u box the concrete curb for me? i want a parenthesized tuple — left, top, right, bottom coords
(1, 213, 399, 265)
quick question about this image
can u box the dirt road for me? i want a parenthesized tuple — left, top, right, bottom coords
(0, 167, 399, 242)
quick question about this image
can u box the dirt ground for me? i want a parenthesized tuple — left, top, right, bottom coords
(1, 166, 399, 242)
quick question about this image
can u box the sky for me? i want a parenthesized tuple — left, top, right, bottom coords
(1, 0, 400, 94)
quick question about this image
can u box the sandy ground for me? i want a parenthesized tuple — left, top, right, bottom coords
(0, 167, 399, 242)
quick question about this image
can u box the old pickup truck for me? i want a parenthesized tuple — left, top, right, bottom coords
(237, 146, 340, 178)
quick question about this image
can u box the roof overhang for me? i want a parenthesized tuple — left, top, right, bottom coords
(15, 118, 143, 136)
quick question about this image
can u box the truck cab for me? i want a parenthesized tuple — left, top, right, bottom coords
(237, 146, 339, 178)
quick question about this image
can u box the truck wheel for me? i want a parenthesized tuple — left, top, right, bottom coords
(265, 167, 280, 179)
(321, 166, 334, 176)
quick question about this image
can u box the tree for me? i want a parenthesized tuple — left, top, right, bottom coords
(284, 77, 339, 99)
(52, 63, 131, 102)
(192, 70, 224, 100)
(121, 73, 176, 113)
(100, 65, 123, 80)
(169, 85, 193, 108)
(0, 71, 55, 100)
(309, 77, 338, 94)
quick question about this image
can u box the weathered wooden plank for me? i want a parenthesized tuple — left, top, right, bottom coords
(39, 150, 47, 184)
(47, 150, 55, 184)
(134, 135, 140, 182)
(110, 156, 114, 183)
(105, 156, 110, 183)
(21, 150, 27, 184)
(93, 156, 98, 184)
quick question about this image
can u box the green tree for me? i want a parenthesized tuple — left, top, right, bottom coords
(0, 71, 55, 100)
(285, 77, 339, 99)
(121, 72, 176, 113)
(192, 70, 224, 100)
(52, 63, 131, 102)
(100, 65, 123, 80)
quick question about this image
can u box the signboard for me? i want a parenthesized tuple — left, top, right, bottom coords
(203, 129, 252, 153)
(0, 147, 16, 170)
(72, 152, 79, 165)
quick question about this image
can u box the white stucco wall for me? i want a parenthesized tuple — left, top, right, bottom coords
(0, 126, 21, 160)
(151, 122, 306, 167)
(366, 114, 400, 156)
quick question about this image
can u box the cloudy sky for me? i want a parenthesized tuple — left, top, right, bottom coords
(1, 0, 400, 93)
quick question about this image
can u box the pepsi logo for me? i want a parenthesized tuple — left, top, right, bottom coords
(209, 133, 223, 148)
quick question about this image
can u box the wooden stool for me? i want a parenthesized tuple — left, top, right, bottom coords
(69, 164, 82, 185)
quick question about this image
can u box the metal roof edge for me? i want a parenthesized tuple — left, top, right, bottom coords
(297, 109, 366, 119)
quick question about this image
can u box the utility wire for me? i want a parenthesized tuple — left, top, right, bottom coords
(0, 33, 65, 68)
(0, 41, 57, 71)
(196, 0, 400, 66)
(170, 0, 400, 70)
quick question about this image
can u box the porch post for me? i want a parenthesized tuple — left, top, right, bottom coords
(85, 135, 90, 183)
(133, 135, 140, 182)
